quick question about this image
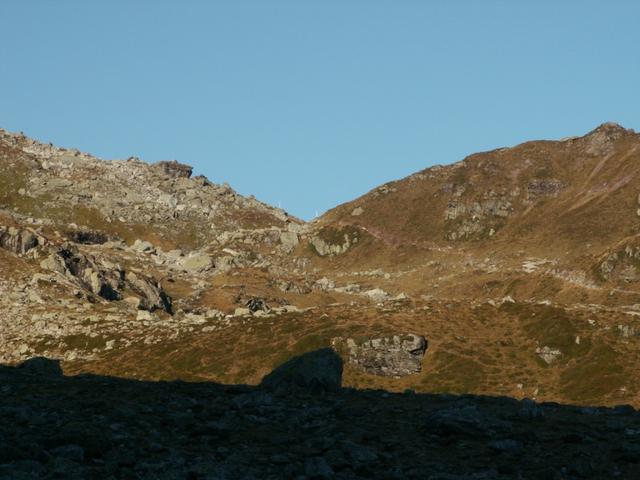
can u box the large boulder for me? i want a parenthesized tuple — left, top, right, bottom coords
(260, 348, 343, 392)
(341, 334, 427, 377)
(279, 231, 299, 253)
(180, 253, 213, 272)
(0, 226, 41, 254)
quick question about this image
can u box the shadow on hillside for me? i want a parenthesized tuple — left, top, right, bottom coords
(1, 351, 640, 479)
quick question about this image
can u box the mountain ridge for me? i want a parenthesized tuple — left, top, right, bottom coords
(2, 122, 640, 409)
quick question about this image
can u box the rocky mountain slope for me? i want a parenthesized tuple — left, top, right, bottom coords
(2, 123, 640, 411)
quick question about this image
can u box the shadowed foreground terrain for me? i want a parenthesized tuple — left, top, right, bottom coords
(2, 353, 640, 480)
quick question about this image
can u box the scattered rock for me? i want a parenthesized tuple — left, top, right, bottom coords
(536, 346, 562, 365)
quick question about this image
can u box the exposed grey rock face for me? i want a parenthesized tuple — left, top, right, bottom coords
(0, 226, 41, 255)
(260, 348, 343, 392)
(310, 235, 351, 257)
(53, 246, 124, 301)
(444, 195, 513, 240)
(39, 245, 172, 312)
(126, 272, 172, 312)
(342, 334, 427, 377)
(279, 231, 299, 253)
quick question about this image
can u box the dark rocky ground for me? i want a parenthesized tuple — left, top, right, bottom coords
(2, 353, 640, 479)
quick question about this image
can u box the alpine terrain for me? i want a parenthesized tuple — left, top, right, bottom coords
(2, 123, 640, 479)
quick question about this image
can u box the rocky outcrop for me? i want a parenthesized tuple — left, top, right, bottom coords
(0, 226, 42, 255)
(40, 246, 171, 312)
(261, 348, 343, 392)
(536, 346, 561, 365)
(126, 272, 172, 313)
(339, 334, 427, 377)
(279, 231, 299, 253)
(152, 160, 193, 178)
(310, 235, 351, 257)
(53, 246, 124, 301)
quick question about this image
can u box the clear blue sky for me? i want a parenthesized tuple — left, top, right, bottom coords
(1, 1, 639, 220)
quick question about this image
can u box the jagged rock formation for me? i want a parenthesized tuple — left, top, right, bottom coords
(0, 226, 42, 255)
